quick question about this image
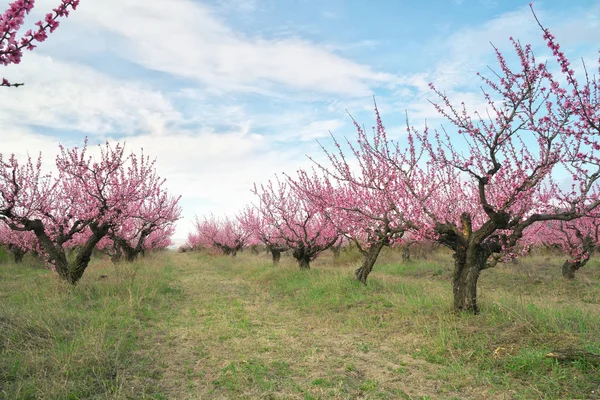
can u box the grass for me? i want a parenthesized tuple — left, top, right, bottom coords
(1, 247, 599, 399)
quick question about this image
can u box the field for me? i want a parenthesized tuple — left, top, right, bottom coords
(1, 247, 599, 399)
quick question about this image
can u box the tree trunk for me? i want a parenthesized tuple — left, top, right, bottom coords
(331, 246, 341, 260)
(9, 246, 26, 264)
(562, 260, 578, 279)
(110, 250, 123, 264)
(293, 247, 311, 269)
(125, 247, 137, 262)
(271, 248, 281, 265)
(298, 257, 310, 269)
(354, 240, 385, 284)
(452, 246, 485, 314)
(43, 223, 110, 284)
(561, 256, 590, 280)
(401, 245, 411, 263)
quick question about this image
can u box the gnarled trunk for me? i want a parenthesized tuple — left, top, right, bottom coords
(354, 240, 386, 284)
(31, 221, 110, 285)
(562, 261, 578, 280)
(562, 238, 593, 280)
(110, 238, 139, 263)
(293, 247, 312, 270)
(452, 245, 487, 314)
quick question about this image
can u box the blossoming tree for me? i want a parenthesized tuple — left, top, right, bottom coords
(0, 140, 177, 284)
(107, 188, 181, 262)
(191, 214, 248, 256)
(525, 216, 600, 279)
(289, 106, 425, 284)
(238, 205, 288, 265)
(368, 10, 600, 313)
(0, 220, 37, 262)
(251, 176, 339, 269)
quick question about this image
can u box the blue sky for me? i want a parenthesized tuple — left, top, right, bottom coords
(1, 0, 599, 245)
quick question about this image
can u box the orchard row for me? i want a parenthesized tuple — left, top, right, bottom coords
(2, 1, 600, 314)
(185, 7, 600, 314)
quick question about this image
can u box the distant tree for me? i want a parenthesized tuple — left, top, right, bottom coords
(252, 176, 339, 269)
(525, 217, 600, 279)
(107, 190, 181, 262)
(290, 106, 419, 284)
(238, 205, 288, 265)
(191, 214, 248, 257)
(0, 221, 37, 263)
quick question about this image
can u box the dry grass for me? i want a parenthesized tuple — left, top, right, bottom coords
(1, 247, 599, 399)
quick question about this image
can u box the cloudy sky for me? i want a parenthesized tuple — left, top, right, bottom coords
(1, 0, 599, 245)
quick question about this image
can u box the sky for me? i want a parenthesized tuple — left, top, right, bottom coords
(1, 0, 599, 246)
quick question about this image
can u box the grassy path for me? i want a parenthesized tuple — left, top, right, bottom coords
(140, 252, 600, 399)
(1, 249, 599, 399)
(148, 254, 454, 399)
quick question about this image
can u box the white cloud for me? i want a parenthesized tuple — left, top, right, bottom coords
(0, 54, 180, 136)
(39, 0, 398, 96)
(292, 119, 346, 142)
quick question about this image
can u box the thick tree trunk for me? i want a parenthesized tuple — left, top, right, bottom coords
(125, 248, 138, 262)
(293, 247, 311, 269)
(40, 223, 110, 285)
(452, 246, 485, 314)
(298, 257, 310, 269)
(354, 240, 386, 284)
(110, 241, 138, 263)
(271, 248, 281, 265)
(453, 262, 480, 313)
(562, 260, 578, 279)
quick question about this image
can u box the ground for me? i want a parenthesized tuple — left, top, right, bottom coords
(0, 247, 599, 399)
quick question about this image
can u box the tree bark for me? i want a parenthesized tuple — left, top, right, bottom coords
(354, 240, 386, 284)
(271, 248, 281, 265)
(562, 260, 578, 279)
(298, 257, 310, 269)
(561, 244, 592, 280)
(401, 244, 411, 263)
(293, 247, 311, 269)
(452, 246, 485, 314)
(66, 224, 110, 284)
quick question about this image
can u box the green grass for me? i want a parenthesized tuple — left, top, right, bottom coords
(0, 255, 182, 399)
(1, 248, 599, 399)
(0, 246, 10, 264)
